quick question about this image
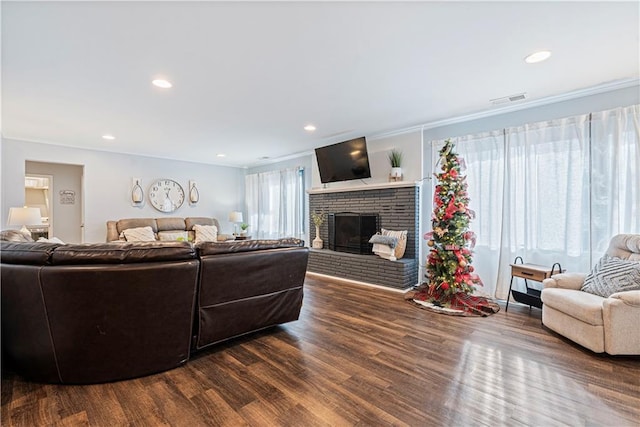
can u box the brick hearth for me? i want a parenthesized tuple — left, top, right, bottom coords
(308, 183, 420, 289)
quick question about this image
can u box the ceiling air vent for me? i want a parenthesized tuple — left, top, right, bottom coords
(490, 92, 527, 105)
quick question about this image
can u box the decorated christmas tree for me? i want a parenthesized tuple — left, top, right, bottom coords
(407, 139, 498, 316)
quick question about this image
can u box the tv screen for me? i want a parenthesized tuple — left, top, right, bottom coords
(315, 137, 372, 184)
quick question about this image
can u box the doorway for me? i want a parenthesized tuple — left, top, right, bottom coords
(24, 174, 53, 239)
(25, 161, 84, 243)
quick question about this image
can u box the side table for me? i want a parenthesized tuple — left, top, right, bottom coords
(506, 256, 563, 312)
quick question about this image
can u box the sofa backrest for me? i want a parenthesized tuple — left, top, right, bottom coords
(0, 241, 63, 265)
(51, 242, 196, 265)
(195, 237, 304, 255)
(1, 241, 197, 265)
(606, 234, 640, 261)
(194, 238, 308, 349)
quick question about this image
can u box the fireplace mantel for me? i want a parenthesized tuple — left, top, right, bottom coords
(307, 180, 422, 195)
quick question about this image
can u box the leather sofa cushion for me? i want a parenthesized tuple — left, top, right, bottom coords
(196, 238, 304, 255)
(0, 242, 62, 265)
(185, 217, 216, 231)
(51, 242, 197, 265)
(156, 217, 186, 232)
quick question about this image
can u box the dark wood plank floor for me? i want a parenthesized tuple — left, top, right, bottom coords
(2, 274, 640, 426)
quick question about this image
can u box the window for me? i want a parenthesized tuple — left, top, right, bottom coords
(431, 105, 639, 299)
(245, 167, 305, 239)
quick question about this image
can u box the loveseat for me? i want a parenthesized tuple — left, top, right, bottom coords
(106, 216, 225, 242)
(541, 234, 640, 355)
(1, 238, 308, 384)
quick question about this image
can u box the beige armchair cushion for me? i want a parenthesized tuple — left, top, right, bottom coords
(542, 288, 604, 326)
(607, 234, 640, 260)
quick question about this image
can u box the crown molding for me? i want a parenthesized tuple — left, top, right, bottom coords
(370, 78, 639, 139)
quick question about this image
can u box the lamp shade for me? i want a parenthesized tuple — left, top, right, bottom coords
(228, 211, 243, 223)
(7, 207, 42, 234)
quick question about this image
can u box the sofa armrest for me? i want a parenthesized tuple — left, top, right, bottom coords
(608, 290, 640, 307)
(542, 272, 587, 290)
(106, 220, 119, 242)
(603, 290, 640, 355)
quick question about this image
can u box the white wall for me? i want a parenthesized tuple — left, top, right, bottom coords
(2, 139, 245, 242)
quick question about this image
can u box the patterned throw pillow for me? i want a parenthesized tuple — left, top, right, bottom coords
(193, 224, 218, 244)
(122, 226, 156, 242)
(381, 228, 407, 259)
(581, 255, 640, 298)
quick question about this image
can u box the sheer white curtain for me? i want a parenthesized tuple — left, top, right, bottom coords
(590, 105, 640, 260)
(495, 115, 591, 299)
(431, 104, 639, 300)
(433, 131, 505, 297)
(245, 167, 305, 240)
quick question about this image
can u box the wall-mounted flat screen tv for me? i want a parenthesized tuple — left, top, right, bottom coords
(315, 137, 372, 184)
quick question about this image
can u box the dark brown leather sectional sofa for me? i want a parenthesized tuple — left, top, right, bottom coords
(0, 239, 308, 384)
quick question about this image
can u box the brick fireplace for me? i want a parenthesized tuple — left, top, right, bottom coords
(307, 182, 420, 290)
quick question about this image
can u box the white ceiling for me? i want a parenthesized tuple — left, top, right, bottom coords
(3, 1, 639, 168)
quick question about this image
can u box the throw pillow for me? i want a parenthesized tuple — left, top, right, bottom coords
(193, 224, 218, 243)
(122, 226, 156, 242)
(581, 255, 640, 298)
(158, 231, 189, 242)
(381, 228, 408, 259)
(368, 233, 398, 248)
(0, 229, 34, 242)
(37, 237, 65, 244)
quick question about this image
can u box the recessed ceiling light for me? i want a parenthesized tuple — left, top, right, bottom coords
(102, 134, 116, 140)
(304, 124, 316, 132)
(524, 50, 551, 64)
(216, 153, 226, 158)
(152, 79, 172, 88)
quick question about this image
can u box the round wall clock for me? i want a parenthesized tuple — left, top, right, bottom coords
(149, 179, 185, 213)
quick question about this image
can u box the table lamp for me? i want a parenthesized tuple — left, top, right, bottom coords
(7, 207, 43, 235)
(228, 211, 243, 235)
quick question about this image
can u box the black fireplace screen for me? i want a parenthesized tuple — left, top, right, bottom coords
(328, 212, 379, 254)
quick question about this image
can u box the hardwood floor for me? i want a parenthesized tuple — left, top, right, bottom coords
(2, 274, 639, 426)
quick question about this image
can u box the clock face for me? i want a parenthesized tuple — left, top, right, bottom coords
(149, 179, 185, 213)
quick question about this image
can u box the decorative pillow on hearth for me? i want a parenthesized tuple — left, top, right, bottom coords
(158, 231, 189, 242)
(368, 233, 398, 248)
(381, 228, 407, 259)
(581, 255, 640, 298)
(193, 224, 218, 243)
(122, 226, 156, 242)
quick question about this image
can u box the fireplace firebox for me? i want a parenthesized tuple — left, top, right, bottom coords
(328, 212, 379, 254)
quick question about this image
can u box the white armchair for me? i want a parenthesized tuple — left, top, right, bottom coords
(541, 234, 640, 355)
